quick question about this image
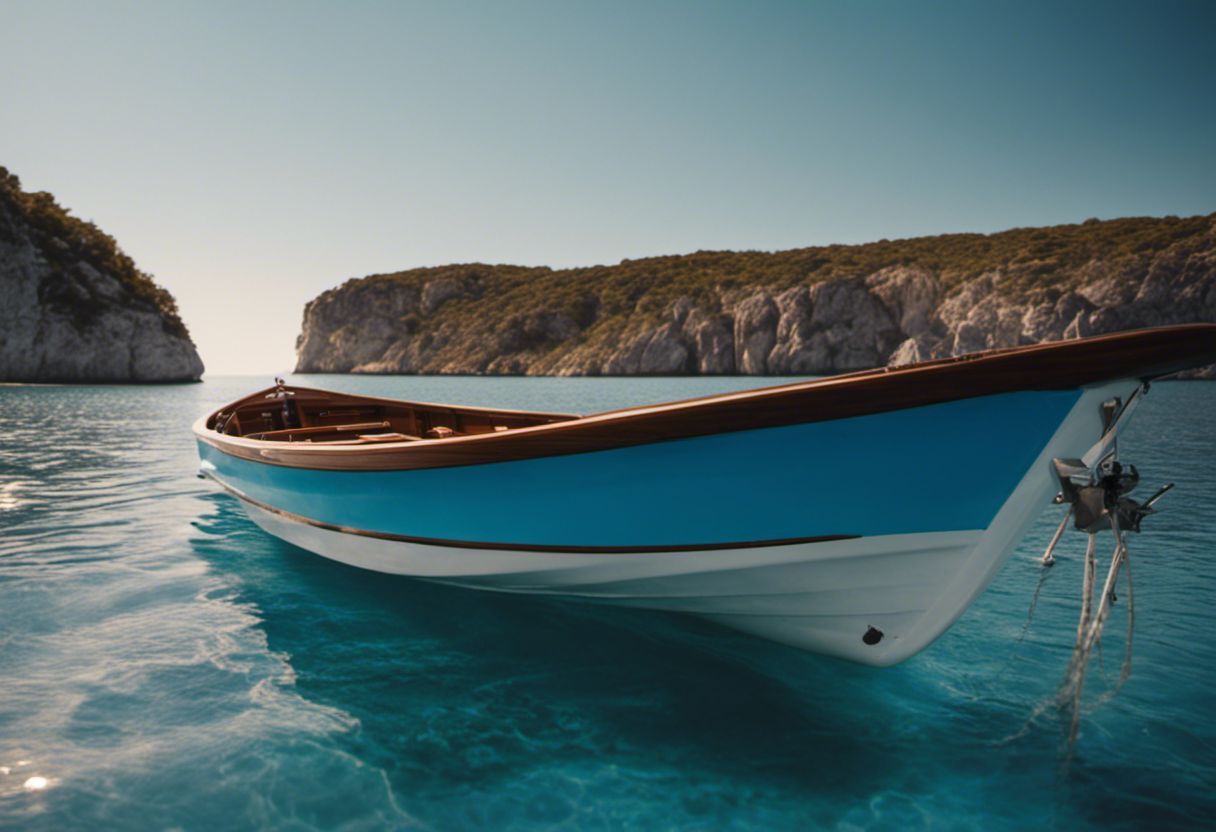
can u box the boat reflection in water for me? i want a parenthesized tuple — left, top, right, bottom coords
(194, 325, 1216, 665)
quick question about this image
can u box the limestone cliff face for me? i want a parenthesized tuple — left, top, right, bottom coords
(0, 167, 203, 383)
(296, 214, 1216, 378)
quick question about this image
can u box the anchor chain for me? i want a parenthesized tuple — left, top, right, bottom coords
(1037, 388, 1174, 751)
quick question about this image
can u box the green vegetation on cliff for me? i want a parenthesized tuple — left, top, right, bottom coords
(355, 213, 1210, 333)
(0, 166, 189, 338)
(298, 211, 1215, 376)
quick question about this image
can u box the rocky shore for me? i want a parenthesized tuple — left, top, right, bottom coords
(297, 214, 1216, 379)
(0, 167, 203, 383)
(296, 216, 1216, 381)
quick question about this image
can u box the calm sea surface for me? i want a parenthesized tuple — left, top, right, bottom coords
(1, 375, 1214, 831)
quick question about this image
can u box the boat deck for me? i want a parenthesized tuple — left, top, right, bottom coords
(209, 386, 577, 445)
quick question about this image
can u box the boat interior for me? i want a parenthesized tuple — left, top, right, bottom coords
(206, 384, 577, 444)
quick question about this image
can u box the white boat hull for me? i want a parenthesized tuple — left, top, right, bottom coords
(242, 501, 980, 664)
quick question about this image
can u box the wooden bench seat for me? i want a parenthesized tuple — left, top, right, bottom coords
(248, 421, 391, 441)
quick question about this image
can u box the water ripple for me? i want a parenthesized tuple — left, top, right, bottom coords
(0, 377, 1213, 830)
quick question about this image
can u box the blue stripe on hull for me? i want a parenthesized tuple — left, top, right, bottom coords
(198, 389, 1081, 547)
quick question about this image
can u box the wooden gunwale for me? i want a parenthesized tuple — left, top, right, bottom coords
(194, 325, 1216, 473)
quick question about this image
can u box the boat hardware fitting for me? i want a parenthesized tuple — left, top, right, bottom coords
(1041, 388, 1174, 752)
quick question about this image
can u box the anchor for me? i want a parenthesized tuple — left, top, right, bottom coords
(1036, 387, 1174, 750)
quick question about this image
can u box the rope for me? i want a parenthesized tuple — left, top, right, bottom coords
(1041, 507, 1072, 567)
(1060, 517, 1129, 751)
(1071, 534, 1098, 654)
(992, 551, 1055, 686)
(1094, 545, 1134, 708)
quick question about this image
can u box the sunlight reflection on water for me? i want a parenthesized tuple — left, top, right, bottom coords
(0, 480, 28, 510)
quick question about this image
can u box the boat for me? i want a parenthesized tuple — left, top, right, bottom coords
(194, 325, 1216, 665)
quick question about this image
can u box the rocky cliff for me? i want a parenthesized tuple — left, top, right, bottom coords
(0, 167, 203, 383)
(296, 213, 1216, 378)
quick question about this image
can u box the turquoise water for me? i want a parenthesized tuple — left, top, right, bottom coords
(1, 376, 1213, 831)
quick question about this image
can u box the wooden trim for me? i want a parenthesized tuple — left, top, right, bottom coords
(248, 421, 390, 441)
(205, 473, 859, 553)
(195, 325, 1216, 472)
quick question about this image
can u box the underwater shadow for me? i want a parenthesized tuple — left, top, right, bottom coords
(188, 491, 951, 802)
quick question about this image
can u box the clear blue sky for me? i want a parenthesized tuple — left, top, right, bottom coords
(2, 0, 1213, 374)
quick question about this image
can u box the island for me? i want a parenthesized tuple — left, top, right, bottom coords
(0, 166, 203, 383)
(294, 213, 1216, 378)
